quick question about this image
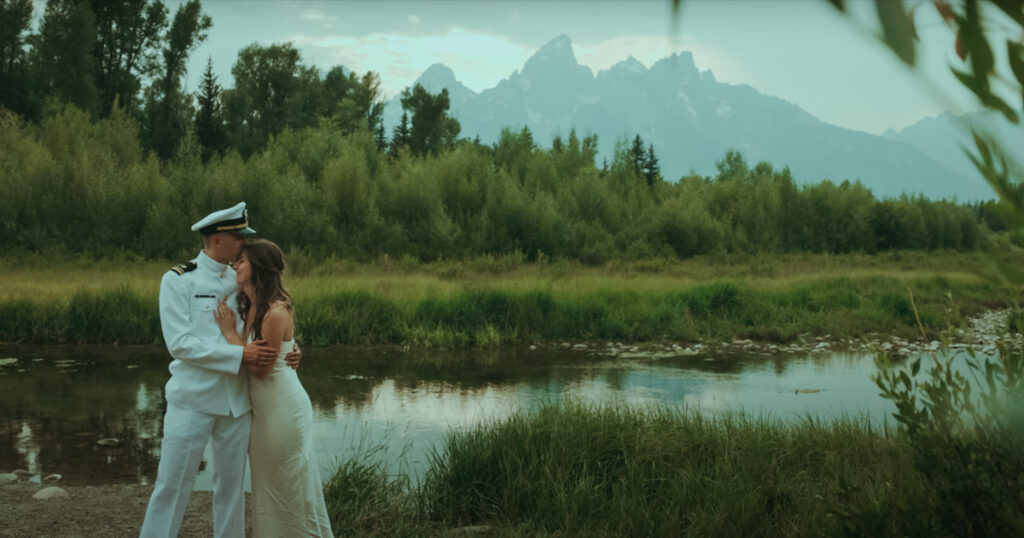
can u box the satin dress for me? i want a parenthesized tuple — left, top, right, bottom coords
(248, 339, 333, 537)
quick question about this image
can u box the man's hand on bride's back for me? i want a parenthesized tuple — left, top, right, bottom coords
(242, 339, 277, 367)
(285, 343, 301, 370)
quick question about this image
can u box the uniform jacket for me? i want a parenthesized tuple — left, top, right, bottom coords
(159, 251, 250, 417)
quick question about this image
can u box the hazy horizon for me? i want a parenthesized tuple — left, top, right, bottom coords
(27, 0, 1018, 135)
(166, 0, 1016, 136)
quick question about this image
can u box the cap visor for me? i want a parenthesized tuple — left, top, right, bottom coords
(238, 227, 256, 235)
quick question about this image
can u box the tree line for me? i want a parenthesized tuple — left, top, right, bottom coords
(0, 103, 988, 261)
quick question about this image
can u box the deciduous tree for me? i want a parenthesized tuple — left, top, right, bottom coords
(399, 83, 460, 156)
(0, 0, 34, 118)
(142, 0, 210, 159)
(91, 0, 168, 117)
(224, 42, 301, 157)
(31, 0, 98, 116)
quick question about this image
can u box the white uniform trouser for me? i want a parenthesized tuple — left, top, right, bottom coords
(140, 403, 251, 538)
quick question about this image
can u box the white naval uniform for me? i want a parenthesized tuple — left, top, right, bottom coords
(141, 251, 250, 538)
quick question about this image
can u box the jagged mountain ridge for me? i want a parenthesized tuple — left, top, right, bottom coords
(383, 34, 992, 200)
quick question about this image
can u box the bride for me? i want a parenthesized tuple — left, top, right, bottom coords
(214, 239, 332, 537)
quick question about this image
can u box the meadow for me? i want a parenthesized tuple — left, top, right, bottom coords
(0, 250, 1018, 347)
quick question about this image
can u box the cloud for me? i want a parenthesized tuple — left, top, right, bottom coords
(301, 9, 337, 22)
(290, 27, 530, 97)
(409, 15, 420, 25)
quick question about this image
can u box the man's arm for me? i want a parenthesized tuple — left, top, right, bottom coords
(159, 272, 245, 374)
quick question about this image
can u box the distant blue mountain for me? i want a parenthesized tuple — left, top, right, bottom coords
(883, 110, 1021, 198)
(384, 35, 995, 201)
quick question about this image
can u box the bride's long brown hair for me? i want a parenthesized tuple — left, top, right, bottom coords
(237, 239, 293, 340)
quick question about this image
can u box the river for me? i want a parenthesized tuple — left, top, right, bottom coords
(0, 344, 897, 489)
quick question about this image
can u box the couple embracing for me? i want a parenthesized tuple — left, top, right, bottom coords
(140, 202, 332, 537)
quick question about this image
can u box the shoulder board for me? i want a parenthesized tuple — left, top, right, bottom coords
(170, 261, 197, 276)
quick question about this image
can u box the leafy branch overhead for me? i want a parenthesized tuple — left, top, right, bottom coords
(829, 0, 1024, 284)
(829, 0, 1023, 123)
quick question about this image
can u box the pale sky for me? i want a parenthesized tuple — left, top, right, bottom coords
(149, 1, 1016, 134)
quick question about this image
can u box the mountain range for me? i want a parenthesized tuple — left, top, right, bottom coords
(383, 34, 1007, 201)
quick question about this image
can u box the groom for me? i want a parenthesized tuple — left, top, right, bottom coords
(140, 202, 300, 538)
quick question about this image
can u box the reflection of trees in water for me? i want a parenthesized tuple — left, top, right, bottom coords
(300, 347, 614, 410)
(0, 420, 20, 470)
(299, 347, 773, 411)
(0, 345, 168, 485)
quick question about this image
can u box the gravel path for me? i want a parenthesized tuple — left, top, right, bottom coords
(0, 483, 251, 538)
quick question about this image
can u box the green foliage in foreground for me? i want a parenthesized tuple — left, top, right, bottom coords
(0, 276, 1007, 346)
(872, 349, 1024, 536)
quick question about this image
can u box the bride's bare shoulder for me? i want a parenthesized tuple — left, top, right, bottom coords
(267, 301, 293, 317)
(260, 302, 294, 340)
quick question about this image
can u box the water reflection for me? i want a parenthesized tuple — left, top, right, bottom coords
(0, 345, 165, 486)
(0, 344, 898, 489)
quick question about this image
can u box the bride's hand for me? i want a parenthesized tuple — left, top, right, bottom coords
(214, 300, 237, 336)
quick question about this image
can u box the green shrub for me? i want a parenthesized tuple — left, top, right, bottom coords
(861, 350, 1024, 536)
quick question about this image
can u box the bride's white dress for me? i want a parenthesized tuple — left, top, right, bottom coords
(248, 338, 333, 537)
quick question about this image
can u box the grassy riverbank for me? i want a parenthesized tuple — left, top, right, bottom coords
(320, 402, 993, 536)
(1, 403, 1012, 537)
(0, 251, 1019, 346)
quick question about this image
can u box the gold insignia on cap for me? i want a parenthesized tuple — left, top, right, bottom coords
(215, 209, 249, 232)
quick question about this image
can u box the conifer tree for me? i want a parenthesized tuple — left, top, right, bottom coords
(644, 143, 660, 186)
(194, 57, 226, 162)
(628, 134, 646, 180)
(390, 112, 411, 156)
(374, 121, 386, 152)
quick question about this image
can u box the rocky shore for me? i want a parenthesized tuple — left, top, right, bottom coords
(536, 308, 1023, 359)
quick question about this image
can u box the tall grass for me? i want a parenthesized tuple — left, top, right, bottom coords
(0, 266, 1011, 345)
(319, 403, 928, 536)
(0, 286, 160, 343)
(323, 457, 421, 537)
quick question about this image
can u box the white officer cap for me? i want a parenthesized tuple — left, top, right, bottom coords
(190, 202, 256, 236)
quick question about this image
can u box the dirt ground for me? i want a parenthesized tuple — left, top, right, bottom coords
(0, 482, 251, 538)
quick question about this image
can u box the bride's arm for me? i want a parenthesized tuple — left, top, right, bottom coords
(248, 304, 290, 380)
(215, 300, 280, 374)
